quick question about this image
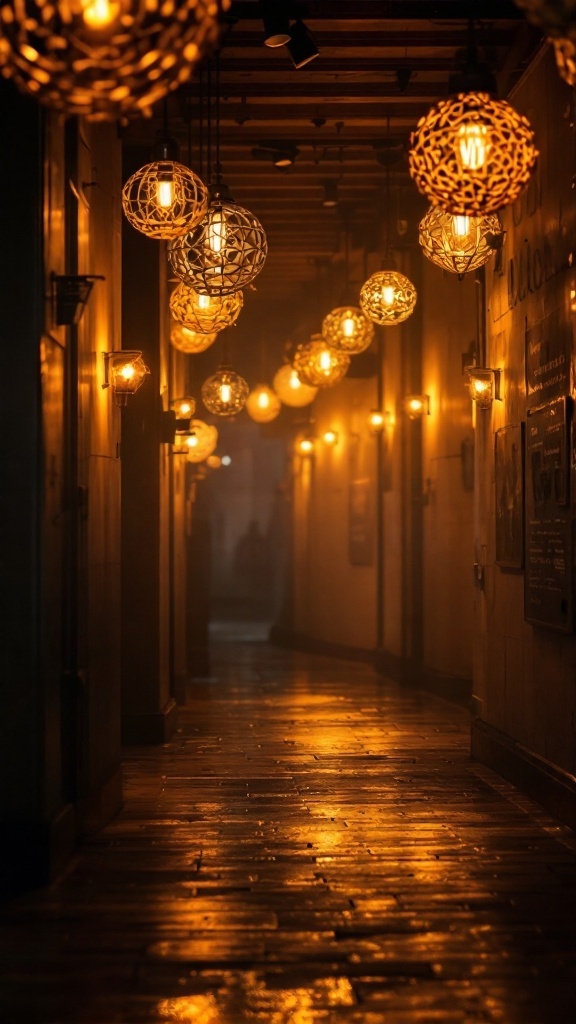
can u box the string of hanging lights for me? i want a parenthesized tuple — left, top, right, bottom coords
(272, 364, 318, 407)
(322, 224, 374, 354)
(201, 362, 249, 416)
(0, 0, 230, 120)
(170, 322, 218, 355)
(246, 384, 281, 424)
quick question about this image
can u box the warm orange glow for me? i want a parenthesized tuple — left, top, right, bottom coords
(360, 270, 417, 326)
(219, 382, 232, 403)
(293, 336, 350, 388)
(322, 429, 338, 447)
(457, 122, 488, 170)
(403, 394, 429, 419)
(452, 214, 470, 237)
(246, 385, 281, 423)
(342, 316, 355, 337)
(171, 396, 196, 419)
(119, 363, 135, 381)
(156, 178, 174, 209)
(81, 0, 119, 30)
(207, 208, 227, 253)
(272, 365, 318, 407)
(369, 410, 385, 431)
(297, 437, 315, 455)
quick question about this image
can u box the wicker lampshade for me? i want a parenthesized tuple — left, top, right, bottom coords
(321, 305, 375, 354)
(0, 1, 229, 121)
(168, 185, 268, 296)
(359, 270, 417, 326)
(173, 420, 218, 462)
(293, 335, 350, 389)
(122, 157, 208, 241)
(246, 384, 281, 424)
(170, 322, 218, 354)
(419, 206, 503, 276)
(272, 364, 318, 407)
(169, 283, 243, 334)
(201, 364, 249, 417)
(514, 1, 576, 84)
(409, 92, 538, 216)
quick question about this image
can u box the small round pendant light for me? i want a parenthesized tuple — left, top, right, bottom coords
(173, 420, 219, 462)
(170, 283, 243, 334)
(359, 269, 417, 326)
(0, 1, 230, 121)
(122, 130, 208, 241)
(293, 335, 350, 389)
(246, 384, 281, 424)
(419, 206, 503, 276)
(322, 306, 374, 354)
(168, 180, 268, 295)
(170, 322, 218, 354)
(272, 364, 318, 407)
(201, 364, 249, 416)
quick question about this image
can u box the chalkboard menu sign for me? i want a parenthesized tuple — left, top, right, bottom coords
(524, 396, 573, 631)
(525, 309, 572, 408)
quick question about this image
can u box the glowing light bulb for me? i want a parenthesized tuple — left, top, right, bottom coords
(198, 294, 211, 310)
(319, 349, 332, 372)
(157, 178, 174, 209)
(369, 411, 384, 430)
(457, 123, 488, 170)
(452, 214, 470, 237)
(82, 0, 119, 30)
(257, 391, 270, 409)
(208, 210, 227, 253)
(382, 285, 395, 305)
(179, 402, 192, 416)
(409, 398, 423, 413)
(342, 317, 356, 338)
(120, 363, 135, 380)
(323, 430, 338, 446)
(289, 371, 301, 390)
(186, 433, 199, 448)
(220, 382, 232, 403)
(299, 438, 314, 454)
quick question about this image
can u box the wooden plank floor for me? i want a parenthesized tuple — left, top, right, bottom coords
(1, 625, 575, 1023)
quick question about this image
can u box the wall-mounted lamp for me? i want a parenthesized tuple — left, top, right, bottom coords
(102, 350, 150, 407)
(172, 420, 218, 462)
(296, 435, 315, 456)
(369, 410, 385, 433)
(52, 272, 104, 326)
(465, 367, 501, 409)
(286, 19, 320, 68)
(322, 429, 339, 447)
(171, 395, 197, 425)
(403, 394, 430, 419)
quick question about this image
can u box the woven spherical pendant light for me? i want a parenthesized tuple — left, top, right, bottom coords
(202, 364, 249, 416)
(293, 335, 350, 389)
(409, 91, 538, 216)
(0, 1, 230, 121)
(272, 364, 318, 407)
(246, 385, 281, 424)
(122, 134, 208, 241)
(419, 206, 503, 276)
(359, 270, 417, 326)
(168, 181, 267, 296)
(173, 420, 218, 462)
(321, 305, 374, 354)
(170, 322, 218, 355)
(169, 283, 243, 335)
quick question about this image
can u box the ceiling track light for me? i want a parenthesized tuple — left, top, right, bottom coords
(286, 19, 320, 69)
(261, 0, 291, 48)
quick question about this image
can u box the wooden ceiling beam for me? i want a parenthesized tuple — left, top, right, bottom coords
(228, 2, 522, 21)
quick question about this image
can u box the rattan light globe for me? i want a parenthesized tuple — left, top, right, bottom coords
(122, 154, 208, 241)
(201, 364, 249, 417)
(272, 364, 318, 407)
(168, 183, 267, 296)
(409, 92, 538, 216)
(246, 385, 281, 424)
(170, 322, 218, 354)
(321, 305, 375, 354)
(419, 206, 503, 276)
(359, 270, 417, 326)
(293, 336, 350, 389)
(169, 283, 243, 334)
(0, 1, 229, 121)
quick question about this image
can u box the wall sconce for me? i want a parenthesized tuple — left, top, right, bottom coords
(368, 410, 385, 433)
(102, 351, 150, 407)
(465, 367, 501, 409)
(171, 396, 197, 426)
(403, 394, 430, 419)
(322, 429, 339, 447)
(296, 435, 315, 456)
(52, 272, 104, 325)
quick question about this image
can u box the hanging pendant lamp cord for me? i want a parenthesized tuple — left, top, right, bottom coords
(215, 50, 222, 183)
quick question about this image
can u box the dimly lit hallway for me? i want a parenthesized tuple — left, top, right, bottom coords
(1, 629, 575, 1023)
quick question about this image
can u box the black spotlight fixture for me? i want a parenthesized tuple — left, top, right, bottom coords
(286, 19, 320, 69)
(252, 141, 299, 170)
(322, 180, 339, 208)
(260, 0, 291, 48)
